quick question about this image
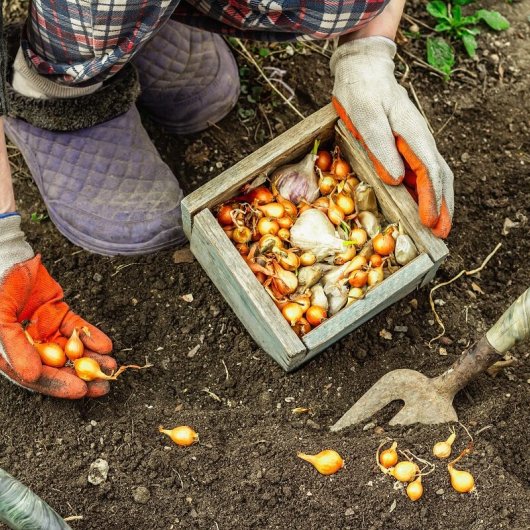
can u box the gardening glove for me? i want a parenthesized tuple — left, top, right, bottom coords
(331, 36, 454, 238)
(0, 214, 116, 398)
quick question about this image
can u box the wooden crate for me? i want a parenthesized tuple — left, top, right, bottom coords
(182, 104, 449, 371)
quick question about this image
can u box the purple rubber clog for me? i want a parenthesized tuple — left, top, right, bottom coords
(4, 107, 186, 256)
(134, 20, 240, 134)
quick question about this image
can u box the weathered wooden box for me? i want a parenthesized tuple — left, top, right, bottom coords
(182, 105, 449, 371)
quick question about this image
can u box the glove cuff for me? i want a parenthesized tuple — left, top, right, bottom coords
(330, 36, 397, 77)
(0, 214, 35, 277)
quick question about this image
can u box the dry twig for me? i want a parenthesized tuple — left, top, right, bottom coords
(402, 13, 435, 31)
(428, 243, 502, 346)
(231, 38, 305, 120)
(409, 82, 434, 134)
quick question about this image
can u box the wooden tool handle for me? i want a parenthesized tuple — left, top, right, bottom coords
(434, 287, 530, 397)
(486, 287, 530, 353)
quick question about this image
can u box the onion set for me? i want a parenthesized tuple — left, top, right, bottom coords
(214, 142, 419, 333)
(159, 425, 199, 447)
(297, 449, 344, 475)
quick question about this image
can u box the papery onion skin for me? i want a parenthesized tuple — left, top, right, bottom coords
(395, 234, 419, 265)
(311, 284, 329, 310)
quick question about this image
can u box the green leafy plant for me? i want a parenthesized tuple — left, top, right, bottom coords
(30, 212, 48, 223)
(426, 0, 510, 76)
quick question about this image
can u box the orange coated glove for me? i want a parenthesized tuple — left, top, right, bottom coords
(0, 214, 116, 398)
(331, 37, 454, 238)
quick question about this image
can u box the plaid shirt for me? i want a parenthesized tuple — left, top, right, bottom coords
(175, 0, 389, 41)
(8, 0, 388, 91)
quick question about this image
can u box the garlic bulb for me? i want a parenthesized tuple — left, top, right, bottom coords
(297, 266, 323, 290)
(324, 282, 349, 315)
(311, 283, 329, 310)
(395, 234, 419, 265)
(290, 209, 348, 260)
(357, 211, 381, 238)
(272, 152, 320, 205)
(355, 182, 377, 212)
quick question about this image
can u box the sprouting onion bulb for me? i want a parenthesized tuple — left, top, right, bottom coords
(390, 461, 419, 482)
(297, 450, 344, 475)
(73, 358, 152, 382)
(433, 428, 456, 459)
(159, 425, 199, 447)
(448, 464, 475, 493)
(447, 445, 475, 493)
(73, 357, 116, 381)
(379, 441, 398, 469)
(406, 476, 423, 501)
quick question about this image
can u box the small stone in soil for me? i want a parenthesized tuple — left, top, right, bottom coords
(409, 298, 418, 310)
(88, 458, 109, 486)
(363, 422, 376, 431)
(93, 272, 103, 283)
(439, 347, 448, 356)
(394, 325, 408, 333)
(345, 508, 355, 516)
(133, 486, 151, 504)
(436, 489, 444, 495)
(306, 419, 321, 430)
(379, 329, 392, 340)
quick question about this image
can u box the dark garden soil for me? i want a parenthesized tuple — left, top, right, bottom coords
(2, 1, 529, 529)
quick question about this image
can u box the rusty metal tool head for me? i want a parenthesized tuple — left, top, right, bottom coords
(331, 287, 530, 430)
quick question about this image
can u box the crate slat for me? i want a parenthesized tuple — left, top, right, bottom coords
(190, 208, 307, 370)
(182, 105, 338, 238)
(335, 121, 449, 286)
(298, 253, 434, 368)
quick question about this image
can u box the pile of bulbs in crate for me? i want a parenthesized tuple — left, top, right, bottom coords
(215, 141, 419, 336)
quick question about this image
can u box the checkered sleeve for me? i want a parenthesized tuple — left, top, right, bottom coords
(19, 0, 390, 89)
(173, 0, 391, 41)
(21, 0, 180, 87)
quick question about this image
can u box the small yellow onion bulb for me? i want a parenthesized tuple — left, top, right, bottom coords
(406, 476, 424, 501)
(448, 464, 475, 493)
(389, 461, 419, 483)
(379, 441, 398, 469)
(300, 252, 317, 266)
(433, 428, 457, 459)
(297, 449, 344, 476)
(65, 328, 84, 361)
(159, 425, 199, 447)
